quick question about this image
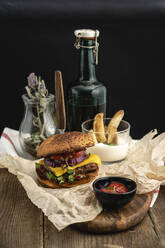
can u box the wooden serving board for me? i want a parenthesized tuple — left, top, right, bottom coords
(73, 192, 153, 233)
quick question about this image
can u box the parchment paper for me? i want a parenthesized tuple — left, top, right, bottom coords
(0, 128, 165, 231)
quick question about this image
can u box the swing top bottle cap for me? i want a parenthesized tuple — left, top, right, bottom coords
(74, 29, 99, 38)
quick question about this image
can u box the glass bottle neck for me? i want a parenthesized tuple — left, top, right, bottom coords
(79, 39, 97, 82)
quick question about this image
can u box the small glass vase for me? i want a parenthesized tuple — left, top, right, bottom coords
(19, 93, 57, 158)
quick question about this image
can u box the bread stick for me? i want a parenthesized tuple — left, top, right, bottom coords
(107, 110, 124, 144)
(93, 113, 107, 143)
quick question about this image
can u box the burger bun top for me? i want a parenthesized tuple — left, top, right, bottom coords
(37, 131, 94, 158)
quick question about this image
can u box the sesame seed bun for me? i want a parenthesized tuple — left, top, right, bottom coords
(37, 131, 94, 158)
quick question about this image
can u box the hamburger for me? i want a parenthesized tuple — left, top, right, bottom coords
(36, 131, 101, 188)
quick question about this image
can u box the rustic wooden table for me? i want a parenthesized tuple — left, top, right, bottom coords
(0, 168, 165, 248)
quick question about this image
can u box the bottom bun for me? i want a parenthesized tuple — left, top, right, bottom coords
(36, 168, 99, 189)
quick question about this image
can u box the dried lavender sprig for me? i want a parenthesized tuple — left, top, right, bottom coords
(27, 72, 38, 88)
(26, 73, 48, 99)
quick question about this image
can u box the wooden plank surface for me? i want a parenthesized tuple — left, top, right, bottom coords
(44, 212, 159, 248)
(0, 167, 165, 248)
(149, 186, 165, 248)
(0, 169, 43, 248)
(44, 188, 165, 248)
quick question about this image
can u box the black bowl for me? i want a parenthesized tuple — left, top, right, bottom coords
(93, 177, 137, 210)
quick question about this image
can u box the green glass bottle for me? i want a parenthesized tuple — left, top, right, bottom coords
(67, 29, 107, 131)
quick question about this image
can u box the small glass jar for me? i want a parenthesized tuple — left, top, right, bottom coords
(19, 93, 57, 158)
(81, 118, 131, 162)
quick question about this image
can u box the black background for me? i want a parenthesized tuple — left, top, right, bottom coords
(1, 1, 165, 139)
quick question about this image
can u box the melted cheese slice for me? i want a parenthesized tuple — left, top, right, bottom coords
(39, 154, 101, 177)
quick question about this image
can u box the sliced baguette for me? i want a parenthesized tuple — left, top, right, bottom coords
(107, 110, 124, 144)
(93, 113, 107, 143)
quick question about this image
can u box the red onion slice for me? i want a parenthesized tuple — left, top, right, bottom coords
(67, 153, 87, 165)
(44, 153, 87, 168)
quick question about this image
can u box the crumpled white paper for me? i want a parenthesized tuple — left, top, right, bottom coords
(0, 128, 164, 231)
(102, 129, 165, 194)
(0, 153, 103, 231)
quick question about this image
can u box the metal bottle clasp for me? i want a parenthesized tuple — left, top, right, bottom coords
(74, 30, 99, 65)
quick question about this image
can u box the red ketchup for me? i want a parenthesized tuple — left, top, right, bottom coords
(101, 182, 127, 194)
